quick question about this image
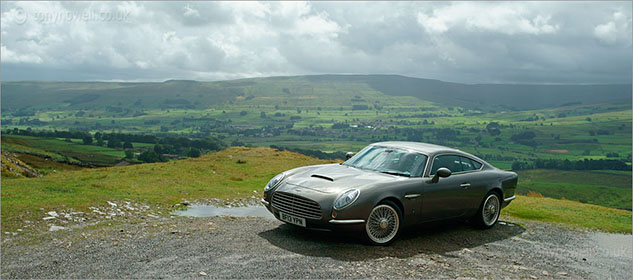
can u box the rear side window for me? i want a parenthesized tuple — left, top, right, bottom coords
(460, 157, 476, 171)
(471, 159, 482, 169)
(430, 155, 462, 175)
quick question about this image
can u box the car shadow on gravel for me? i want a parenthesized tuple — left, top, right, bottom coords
(258, 220, 525, 261)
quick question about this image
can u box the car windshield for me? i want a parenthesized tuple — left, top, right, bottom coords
(343, 146, 428, 177)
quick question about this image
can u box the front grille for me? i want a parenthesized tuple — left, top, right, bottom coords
(271, 191, 322, 220)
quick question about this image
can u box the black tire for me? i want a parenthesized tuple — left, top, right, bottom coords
(364, 200, 402, 246)
(474, 192, 501, 229)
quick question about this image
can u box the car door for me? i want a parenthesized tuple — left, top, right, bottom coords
(393, 153, 429, 224)
(420, 155, 464, 221)
(456, 156, 487, 215)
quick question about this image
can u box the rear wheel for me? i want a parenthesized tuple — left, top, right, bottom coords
(474, 192, 501, 229)
(364, 201, 401, 245)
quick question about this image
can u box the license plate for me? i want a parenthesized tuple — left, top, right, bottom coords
(279, 211, 306, 227)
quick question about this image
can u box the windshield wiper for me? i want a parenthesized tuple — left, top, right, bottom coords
(380, 171, 410, 177)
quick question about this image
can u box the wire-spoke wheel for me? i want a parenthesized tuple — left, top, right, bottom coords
(475, 192, 501, 229)
(365, 202, 401, 245)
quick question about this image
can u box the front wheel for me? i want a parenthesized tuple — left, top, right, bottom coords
(364, 201, 401, 245)
(474, 192, 501, 229)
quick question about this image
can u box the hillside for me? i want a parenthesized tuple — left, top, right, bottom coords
(2, 75, 631, 112)
(1, 151, 42, 178)
(1, 147, 630, 234)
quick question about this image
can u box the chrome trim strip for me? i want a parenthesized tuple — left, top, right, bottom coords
(404, 194, 421, 199)
(260, 198, 269, 206)
(328, 219, 365, 224)
(504, 195, 516, 202)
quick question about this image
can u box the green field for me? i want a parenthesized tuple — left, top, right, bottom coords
(516, 169, 632, 209)
(1, 135, 124, 167)
(1, 147, 630, 234)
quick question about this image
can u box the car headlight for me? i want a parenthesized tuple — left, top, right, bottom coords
(264, 173, 285, 192)
(333, 189, 360, 210)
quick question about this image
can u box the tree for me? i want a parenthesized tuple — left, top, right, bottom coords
(486, 122, 501, 136)
(125, 150, 135, 159)
(260, 112, 266, 118)
(139, 151, 160, 163)
(123, 141, 133, 149)
(107, 139, 122, 148)
(82, 135, 93, 145)
(231, 139, 245, 146)
(187, 148, 201, 158)
(240, 111, 248, 116)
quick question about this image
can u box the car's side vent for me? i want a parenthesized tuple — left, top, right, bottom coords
(311, 174, 334, 181)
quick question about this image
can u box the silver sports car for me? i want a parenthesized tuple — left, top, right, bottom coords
(261, 141, 518, 245)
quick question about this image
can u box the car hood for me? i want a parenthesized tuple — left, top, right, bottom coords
(277, 163, 400, 195)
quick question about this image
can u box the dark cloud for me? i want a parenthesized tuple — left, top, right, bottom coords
(1, 1, 631, 83)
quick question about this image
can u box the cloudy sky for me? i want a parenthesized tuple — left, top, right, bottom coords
(1, 1, 631, 84)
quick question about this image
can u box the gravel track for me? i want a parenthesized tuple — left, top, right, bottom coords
(2, 215, 631, 279)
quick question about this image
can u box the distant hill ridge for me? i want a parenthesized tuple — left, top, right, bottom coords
(2, 74, 630, 111)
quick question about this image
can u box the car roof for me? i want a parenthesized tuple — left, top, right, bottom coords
(371, 141, 462, 155)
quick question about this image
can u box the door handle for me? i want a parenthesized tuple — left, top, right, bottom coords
(404, 193, 421, 199)
(460, 183, 471, 188)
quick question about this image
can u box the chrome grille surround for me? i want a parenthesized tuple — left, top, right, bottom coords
(271, 191, 322, 220)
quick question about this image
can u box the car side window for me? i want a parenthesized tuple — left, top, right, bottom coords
(430, 155, 462, 175)
(471, 159, 482, 169)
(460, 157, 475, 171)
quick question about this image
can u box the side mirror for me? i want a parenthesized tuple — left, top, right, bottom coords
(345, 152, 355, 159)
(430, 167, 451, 183)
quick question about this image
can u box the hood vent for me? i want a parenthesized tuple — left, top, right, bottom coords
(311, 174, 334, 181)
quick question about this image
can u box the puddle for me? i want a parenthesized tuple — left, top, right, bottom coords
(590, 232, 632, 258)
(173, 205, 275, 219)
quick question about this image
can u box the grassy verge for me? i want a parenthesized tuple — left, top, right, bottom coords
(502, 195, 632, 233)
(0, 147, 333, 231)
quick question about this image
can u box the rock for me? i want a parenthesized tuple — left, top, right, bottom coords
(107, 201, 117, 207)
(529, 275, 537, 279)
(147, 214, 159, 218)
(410, 258, 434, 266)
(542, 271, 549, 276)
(49, 225, 65, 232)
(199, 272, 207, 276)
(43, 216, 56, 220)
(557, 272, 568, 276)
(47, 211, 59, 217)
